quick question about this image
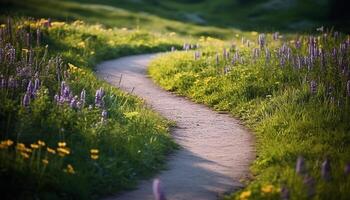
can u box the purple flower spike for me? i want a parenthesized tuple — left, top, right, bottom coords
(80, 89, 86, 106)
(280, 186, 290, 200)
(321, 158, 331, 181)
(101, 110, 108, 123)
(344, 163, 350, 176)
(258, 34, 266, 49)
(26, 80, 34, 95)
(296, 156, 306, 175)
(310, 81, 317, 94)
(347, 80, 350, 97)
(70, 96, 78, 109)
(95, 87, 105, 108)
(34, 78, 40, 92)
(303, 175, 315, 198)
(22, 93, 30, 107)
(153, 179, 166, 200)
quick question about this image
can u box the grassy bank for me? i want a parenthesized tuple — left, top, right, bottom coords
(0, 18, 179, 199)
(149, 32, 350, 199)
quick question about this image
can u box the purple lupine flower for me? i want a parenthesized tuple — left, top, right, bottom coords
(54, 94, 60, 103)
(194, 51, 200, 60)
(295, 40, 301, 49)
(26, 80, 34, 95)
(1, 77, 6, 89)
(280, 186, 290, 200)
(345, 163, 350, 176)
(95, 87, 105, 108)
(303, 175, 315, 198)
(258, 34, 266, 49)
(273, 32, 279, 40)
(8, 76, 17, 88)
(101, 110, 108, 123)
(153, 179, 166, 200)
(63, 86, 71, 102)
(310, 81, 317, 94)
(347, 80, 350, 96)
(296, 156, 306, 175)
(22, 93, 30, 107)
(70, 96, 78, 109)
(34, 78, 40, 92)
(321, 158, 331, 181)
(80, 89, 86, 106)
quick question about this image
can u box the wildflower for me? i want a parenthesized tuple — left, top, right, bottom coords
(90, 149, 99, 154)
(42, 159, 49, 165)
(20, 152, 30, 159)
(37, 140, 45, 146)
(171, 46, 175, 52)
(280, 186, 290, 200)
(95, 87, 105, 108)
(321, 158, 331, 181)
(153, 179, 166, 200)
(22, 93, 30, 107)
(30, 144, 39, 149)
(124, 111, 139, 119)
(34, 78, 40, 92)
(258, 34, 266, 49)
(239, 190, 251, 200)
(296, 156, 306, 175)
(261, 184, 274, 193)
(58, 142, 66, 147)
(16, 143, 26, 151)
(303, 175, 315, 198)
(91, 154, 99, 160)
(47, 147, 56, 154)
(345, 163, 350, 176)
(57, 147, 70, 156)
(1, 139, 14, 147)
(310, 81, 317, 94)
(347, 80, 350, 97)
(64, 164, 75, 174)
(101, 110, 108, 122)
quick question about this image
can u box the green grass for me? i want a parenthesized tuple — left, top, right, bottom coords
(0, 18, 179, 199)
(148, 33, 350, 199)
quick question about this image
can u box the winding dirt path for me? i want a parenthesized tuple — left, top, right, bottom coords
(96, 53, 255, 200)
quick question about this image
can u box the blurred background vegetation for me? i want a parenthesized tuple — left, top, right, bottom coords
(1, 0, 349, 34)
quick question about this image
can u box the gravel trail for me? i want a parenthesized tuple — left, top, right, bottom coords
(97, 53, 255, 200)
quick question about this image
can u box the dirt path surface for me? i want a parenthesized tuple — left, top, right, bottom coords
(96, 53, 255, 200)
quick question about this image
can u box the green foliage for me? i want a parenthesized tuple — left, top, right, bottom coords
(149, 33, 350, 199)
(0, 18, 177, 199)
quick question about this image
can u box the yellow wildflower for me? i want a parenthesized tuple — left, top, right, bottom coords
(25, 148, 32, 153)
(20, 152, 30, 159)
(90, 149, 99, 154)
(16, 143, 26, 151)
(77, 41, 85, 48)
(261, 184, 274, 193)
(0, 144, 7, 149)
(90, 154, 99, 160)
(57, 147, 70, 155)
(0, 24, 6, 28)
(1, 139, 14, 147)
(30, 144, 39, 149)
(50, 22, 66, 27)
(38, 140, 46, 146)
(58, 142, 66, 147)
(47, 147, 56, 154)
(124, 111, 139, 119)
(240, 190, 251, 200)
(65, 164, 75, 174)
(22, 48, 29, 53)
(42, 159, 49, 165)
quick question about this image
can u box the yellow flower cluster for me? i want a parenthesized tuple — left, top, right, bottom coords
(239, 190, 251, 200)
(261, 184, 280, 194)
(0, 139, 14, 149)
(64, 164, 75, 174)
(124, 111, 140, 119)
(90, 148, 99, 160)
(68, 63, 83, 73)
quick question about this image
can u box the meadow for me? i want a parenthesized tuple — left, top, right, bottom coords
(1, 0, 350, 199)
(0, 18, 180, 199)
(149, 31, 350, 199)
